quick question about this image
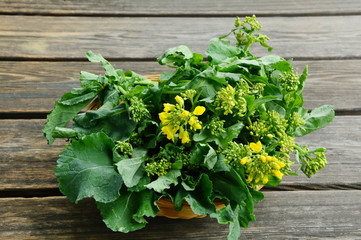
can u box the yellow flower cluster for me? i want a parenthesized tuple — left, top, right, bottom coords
(241, 141, 286, 187)
(159, 95, 205, 144)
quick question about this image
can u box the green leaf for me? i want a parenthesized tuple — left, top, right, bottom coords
(246, 95, 281, 116)
(97, 188, 159, 233)
(297, 65, 308, 93)
(52, 127, 78, 139)
(210, 168, 255, 230)
(73, 104, 136, 141)
(55, 132, 122, 203)
(79, 71, 102, 89)
(116, 148, 147, 188)
(213, 154, 231, 172)
(264, 175, 281, 187)
(43, 97, 94, 145)
(211, 169, 253, 210)
(206, 38, 241, 64)
(194, 122, 244, 149)
(204, 145, 218, 170)
(249, 188, 264, 204)
(145, 169, 181, 193)
(210, 204, 235, 224)
(60, 91, 97, 106)
(86, 51, 118, 79)
(190, 143, 210, 165)
(157, 45, 193, 65)
(259, 55, 284, 67)
(197, 67, 235, 85)
(228, 217, 241, 240)
(293, 105, 335, 137)
(185, 174, 216, 215)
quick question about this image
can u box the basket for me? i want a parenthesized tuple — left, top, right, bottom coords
(86, 74, 263, 219)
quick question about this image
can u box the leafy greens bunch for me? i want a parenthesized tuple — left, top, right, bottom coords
(43, 15, 334, 239)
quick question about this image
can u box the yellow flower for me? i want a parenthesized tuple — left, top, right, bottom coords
(182, 110, 190, 117)
(240, 157, 248, 165)
(266, 156, 272, 162)
(193, 106, 206, 115)
(260, 155, 267, 163)
(194, 123, 202, 130)
(273, 170, 284, 179)
(189, 116, 197, 125)
(179, 128, 190, 144)
(250, 141, 262, 152)
(175, 95, 184, 105)
(247, 175, 253, 182)
(161, 125, 178, 142)
(262, 176, 269, 184)
(163, 103, 175, 112)
(279, 162, 286, 168)
(273, 163, 281, 170)
(159, 112, 170, 125)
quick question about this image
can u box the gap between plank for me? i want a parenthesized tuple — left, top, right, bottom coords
(1, 184, 360, 199)
(0, 12, 361, 18)
(0, 56, 361, 62)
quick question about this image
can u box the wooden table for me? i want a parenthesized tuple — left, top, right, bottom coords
(1, 1, 361, 239)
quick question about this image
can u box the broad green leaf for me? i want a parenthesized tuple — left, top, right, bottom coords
(86, 51, 118, 79)
(197, 67, 237, 85)
(259, 55, 284, 67)
(43, 97, 94, 145)
(73, 104, 136, 141)
(210, 204, 235, 224)
(97, 188, 159, 233)
(116, 148, 147, 188)
(264, 175, 281, 187)
(228, 217, 241, 240)
(185, 174, 216, 215)
(213, 154, 231, 172)
(145, 169, 181, 193)
(206, 38, 241, 64)
(174, 187, 189, 211)
(52, 127, 78, 139)
(204, 145, 218, 170)
(190, 143, 210, 165)
(210, 169, 252, 207)
(181, 175, 200, 191)
(194, 122, 244, 149)
(100, 88, 120, 106)
(79, 71, 102, 89)
(248, 188, 264, 204)
(293, 105, 335, 137)
(60, 91, 97, 106)
(210, 168, 254, 226)
(55, 132, 122, 203)
(246, 95, 281, 116)
(157, 45, 193, 65)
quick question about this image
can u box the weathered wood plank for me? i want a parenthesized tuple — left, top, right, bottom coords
(0, 16, 360, 59)
(1, 191, 360, 239)
(1, 0, 360, 16)
(1, 60, 360, 113)
(1, 116, 360, 190)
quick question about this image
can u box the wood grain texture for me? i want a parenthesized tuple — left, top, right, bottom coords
(1, 116, 360, 190)
(1, 60, 360, 113)
(1, 0, 361, 16)
(1, 191, 360, 239)
(0, 16, 360, 59)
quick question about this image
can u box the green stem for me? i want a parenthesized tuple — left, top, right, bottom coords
(135, 80, 155, 85)
(115, 85, 128, 95)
